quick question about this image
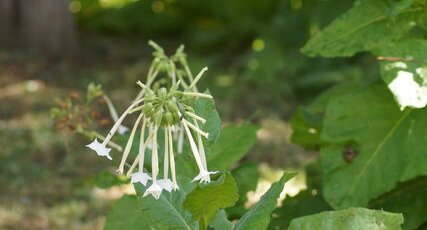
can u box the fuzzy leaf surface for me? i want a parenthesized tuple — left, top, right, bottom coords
(321, 83, 427, 208)
(183, 172, 239, 229)
(208, 124, 259, 170)
(288, 207, 404, 230)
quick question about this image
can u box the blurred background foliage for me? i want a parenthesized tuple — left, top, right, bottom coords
(0, 0, 380, 229)
(72, 0, 376, 118)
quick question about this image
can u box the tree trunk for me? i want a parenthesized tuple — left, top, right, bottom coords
(0, 0, 18, 46)
(0, 0, 77, 55)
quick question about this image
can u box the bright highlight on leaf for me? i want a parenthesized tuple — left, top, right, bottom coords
(388, 70, 427, 110)
(375, 39, 427, 110)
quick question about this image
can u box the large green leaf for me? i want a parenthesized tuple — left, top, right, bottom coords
(194, 90, 221, 147)
(175, 124, 259, 184)
(288, 207, 404, 230)
(233, 172, 297, 230)
(269, 162, 331, 230)
(370, 176, 427, 230)
(374, 39, 427, 110)
(321, 83, 427, 208)
(183, 172, 239, 230)
(105, 194, 197, 230)
(227, 162, 260, 218)
(208, 124, 259, 170)
(302, 0, 425, 57)
(291, 82, 362, 150)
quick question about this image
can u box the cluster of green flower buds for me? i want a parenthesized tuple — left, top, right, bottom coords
(138, 87, 181, 126)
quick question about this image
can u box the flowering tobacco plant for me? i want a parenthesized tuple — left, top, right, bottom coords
(86, 41, 217, 199)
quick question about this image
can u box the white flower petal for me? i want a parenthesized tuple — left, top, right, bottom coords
(130, 172, 152, 186)
(158, 179, 173, 192)
(192, 170, 218, 184)
(143, 182, 163, 199)
(86, 139, 112, 160)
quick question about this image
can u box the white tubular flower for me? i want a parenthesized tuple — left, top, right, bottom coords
(185, 111, 206, 124)
(129, 118, 152, 186)
(182, 119, 209, 138)
(177, 125, 184, 154)
(182, 92, 213, 99)
(192, 118, 217, 183)
(158, 179, 173, 193)
(167, 126, 179, 190)
(143, 182, 162, 200)
(193, 119, 207, 170)
(103, 95, 129, 135)
(188, 67, 208, 89)
(158, 127, 173, 192)
(182, 120, 204, 171)
(86, 98, 144, 159)
(117, 113, 143, 174)
(86, 138, 112, 160)
(138, 118, 149, 173)
(126, 126, 156, 177)
(144, 126, 163, 199)
(192, 170, 218, 184)
(182, 118, 216, 183)
(146, 125, 154, 150)
(131, 172, 151, 186)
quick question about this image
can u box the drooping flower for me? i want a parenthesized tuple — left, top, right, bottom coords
(86, 97, 145, 159)
(86, 138, 112, 160)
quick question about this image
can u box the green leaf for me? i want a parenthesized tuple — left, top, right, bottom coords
(370, 176, 427, 230)
(302, 0, 425, 57)
(288, 207, 404, 230)
(211, 210, 234, 230)
(175, 124, 259, 184)
(269, 162, 331, 229)
(291, 83, 362, 150)
(94, 170, 128, 188)
(321, 82, 427, 208)
(194, 90, 221, 147)
(208, 124, 259, 170)
(105, 194, 197, 230)
(227, 162, 260, 218)
(233, 172, 297, 230)
(183, 172, 239, 230)
(374, 39, 427, 110)
(104, 195, 145, 230)
(290, 107, 323, 150)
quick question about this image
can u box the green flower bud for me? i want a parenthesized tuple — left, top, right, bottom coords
(167, 101, 179, 114)
(165, 112, 174, 125)
(143, 103, 153, 114)
(158, 87, 167, 98)
(154, 109, 163, 125)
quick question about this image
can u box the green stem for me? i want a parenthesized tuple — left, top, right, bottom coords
(199, 217, 207, 230)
